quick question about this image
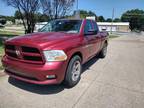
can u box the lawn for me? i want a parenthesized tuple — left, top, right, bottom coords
(0, 41, 4, 70)
(0, 43, 4, 55)
(109, 35, 119, 39)
(0, 30, 23, 37)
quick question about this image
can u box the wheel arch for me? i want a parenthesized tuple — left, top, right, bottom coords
(104, 40, 108, 46)
(70, 51, 83, 63)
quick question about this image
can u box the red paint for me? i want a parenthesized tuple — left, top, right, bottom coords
(2, 19, 108, 85)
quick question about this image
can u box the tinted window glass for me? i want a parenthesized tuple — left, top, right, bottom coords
(40, 20, 82, 33)
(93, 21, 99, 32)
(84, 20, 93, 34)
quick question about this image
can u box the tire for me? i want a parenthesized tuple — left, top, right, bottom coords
(99, 43, 107, 58)
(63, 55, 82, 88)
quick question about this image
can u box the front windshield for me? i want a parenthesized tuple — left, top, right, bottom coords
(39, 20, 82, 33)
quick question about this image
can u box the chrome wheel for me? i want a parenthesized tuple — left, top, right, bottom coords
(72, 61, 81, 82)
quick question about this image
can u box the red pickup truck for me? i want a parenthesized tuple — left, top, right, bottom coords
(2, 19, 108, 87)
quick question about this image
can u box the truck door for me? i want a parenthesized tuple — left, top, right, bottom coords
(83, 20, 97, 58)
(91, 20, 102, 54)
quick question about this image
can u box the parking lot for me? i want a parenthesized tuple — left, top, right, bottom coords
(0, 35, 144, 108)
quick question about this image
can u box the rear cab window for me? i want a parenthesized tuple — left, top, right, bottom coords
(84, 20, 93, 34)
(92, 21, 99, 33)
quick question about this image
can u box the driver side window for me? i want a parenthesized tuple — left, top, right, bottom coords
(84, 20, 93, 35)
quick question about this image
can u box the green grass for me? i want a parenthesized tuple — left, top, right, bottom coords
(0, 41, 4, 55)
(0, 64, 4, 70)
(0, 41, 4, 70)
(109, 35, 119, 39)
(0, 30, 24, 37)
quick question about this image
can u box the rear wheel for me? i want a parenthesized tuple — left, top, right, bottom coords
(63, 55, 82, 88)
(99, 43, 107, 58)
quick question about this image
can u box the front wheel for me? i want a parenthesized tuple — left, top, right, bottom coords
(63, 55, 82, 88)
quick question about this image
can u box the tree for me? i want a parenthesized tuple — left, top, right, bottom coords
(39, 14, 49, 22)
(3, 0, 40, 33)
(0, 18, 7, 25)
(73, 10, 97, 19)
(77, 10, 88, 18)
(1, 16, 15, 23)
(113, 18, 121, 22)
(88, 11, 97, 17)
(98, 16, 105, 22)
(106, 18, 112, 22)
(36, 13, 50, 22)
(121, 9, 144, 31)
(14, 10, 21, 19)
(41, 0, 75, 19)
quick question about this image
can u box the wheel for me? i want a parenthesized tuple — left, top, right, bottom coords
(99, 43, 107, 58)
(63, 55, 82, 88)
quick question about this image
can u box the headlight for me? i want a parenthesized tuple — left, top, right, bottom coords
(43, 50, 67, 62)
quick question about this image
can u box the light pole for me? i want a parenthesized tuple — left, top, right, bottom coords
(111, 8, 114, 34)
(75, 0, 80, 18)
(77, 0, 78, 10)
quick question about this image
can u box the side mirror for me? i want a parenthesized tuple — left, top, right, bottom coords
(85, 29, 97, 35)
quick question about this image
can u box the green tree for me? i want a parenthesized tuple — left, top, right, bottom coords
(0, 15, 15, 23)
(113, 18, 121, 22)
(106, 18, 112, 22)
(98, 16, 105, 22)
(14, 10, 21, 19)
(121, 9, 144, 31)
(73, 10, 97, 19)
(0, 18, 6, 25)
(88, 11, 97, 16)
(36, 13, 50, 22)
(5, 16, 15, 23)
(79, 10, 89, 18)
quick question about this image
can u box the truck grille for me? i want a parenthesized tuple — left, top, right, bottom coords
(21, 46, 40, 53)
(5, 44, 15, 50)
(5, 44, 44, 64)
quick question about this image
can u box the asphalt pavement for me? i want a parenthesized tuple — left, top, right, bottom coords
(0, 35, 144, 108)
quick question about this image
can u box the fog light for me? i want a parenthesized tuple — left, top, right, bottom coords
(46, 75, 56, 79)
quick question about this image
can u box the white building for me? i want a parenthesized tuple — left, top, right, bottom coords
(97, 22, 130, 32)
(35, 22, 47, 31)
(86, 16, 130, 32)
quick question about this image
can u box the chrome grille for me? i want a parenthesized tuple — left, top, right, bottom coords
(5, 44, 43, 64)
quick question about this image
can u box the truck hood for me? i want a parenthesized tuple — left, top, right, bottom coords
(7, 32, 79, 49)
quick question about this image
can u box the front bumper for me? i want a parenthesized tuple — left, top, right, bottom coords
(2, 56, 67, 85)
